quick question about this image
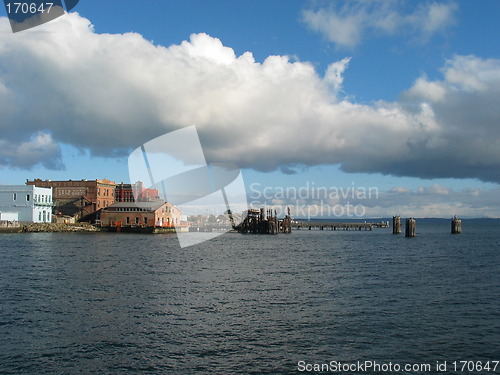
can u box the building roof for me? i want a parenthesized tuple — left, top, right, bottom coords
(27, 178, 116, 186)
(103, 201, 167, 212)
(0, 185, 52, 192)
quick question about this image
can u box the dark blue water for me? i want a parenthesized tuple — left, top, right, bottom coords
(1, 220, 499, 374)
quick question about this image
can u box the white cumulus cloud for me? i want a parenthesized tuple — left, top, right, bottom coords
(0, 13, 500, 184)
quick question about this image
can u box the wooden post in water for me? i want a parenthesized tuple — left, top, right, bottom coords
(393, 216, 401, 234)
(451, 216, 462, 234)
(282, 207, 292, 233)
(405, 218, 416, 237)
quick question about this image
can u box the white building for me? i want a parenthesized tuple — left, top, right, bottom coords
(0, 185, 53, 223)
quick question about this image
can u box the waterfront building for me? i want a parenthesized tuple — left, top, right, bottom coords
(100, 201, 181, 228)
(0, 185, 53, 223)
(115, 181, 160, 202)
(26, 178, 116, 220)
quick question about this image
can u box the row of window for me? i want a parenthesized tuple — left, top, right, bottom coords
(126, 216, 147, 225)
(118, 198, 135, 202)
(12, 193, 51, 204)
(110, 206, 172, 213)
(97, 188, 113, 197)
(113, 207, 152, 212)
(97, 200, 112, 209)
(38, 211, 51, 222)
(116, 192, 134, 198)
(34, 194, 51, 203)
(121, 217, 178, 225)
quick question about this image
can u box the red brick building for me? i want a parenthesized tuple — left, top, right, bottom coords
(27, 178, 116, 220)
(115, 181, 160, 202)
(100, 201, 181, 228)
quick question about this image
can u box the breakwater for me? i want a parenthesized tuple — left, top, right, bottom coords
(0, 223, 104, 233)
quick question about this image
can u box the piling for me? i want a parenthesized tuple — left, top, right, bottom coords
(392, 216, 401, 234)
(451, 216, 462, 234)
(405, 218, 416, 237)
(236, 207, 291, 234)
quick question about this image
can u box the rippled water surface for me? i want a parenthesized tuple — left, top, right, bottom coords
(1, 220, 499, 374)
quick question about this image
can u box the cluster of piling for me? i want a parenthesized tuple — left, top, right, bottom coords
(392, 215, 462, 237)
(236, 207, 292, 234)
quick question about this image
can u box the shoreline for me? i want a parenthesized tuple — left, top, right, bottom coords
(0, 223, 180, 234)
(0, 223, 104, 234)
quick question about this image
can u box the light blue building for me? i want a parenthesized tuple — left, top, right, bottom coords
(0, 185, 53, 223)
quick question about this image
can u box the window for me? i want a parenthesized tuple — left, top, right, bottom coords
(26, 194, 30, 201)
(126, 217, 130, 224)
(13, 193, 17, 201)
(135, 217, 139, 224)
(39, 212, 42, 221)
(144, 217, 148, 225)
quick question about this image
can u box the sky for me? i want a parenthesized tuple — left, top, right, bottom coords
(0, 0, 499, 218)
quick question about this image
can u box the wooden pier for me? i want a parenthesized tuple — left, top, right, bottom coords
(235, 208, 292, 234)
(292, 221, 389, 231)
(227, 212, 463, 237)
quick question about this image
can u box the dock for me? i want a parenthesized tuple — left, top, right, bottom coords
(292, 221, 389, 231)
(235, 208, 292, 234)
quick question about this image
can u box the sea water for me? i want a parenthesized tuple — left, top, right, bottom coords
(1, 219, 499, 374)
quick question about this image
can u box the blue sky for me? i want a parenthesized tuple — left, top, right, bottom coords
(1, 0, 500, 217)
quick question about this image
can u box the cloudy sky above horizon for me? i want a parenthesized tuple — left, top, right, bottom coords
(0, 0, 499, 217)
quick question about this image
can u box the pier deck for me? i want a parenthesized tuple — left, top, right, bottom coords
(292, 221, 389, 231)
